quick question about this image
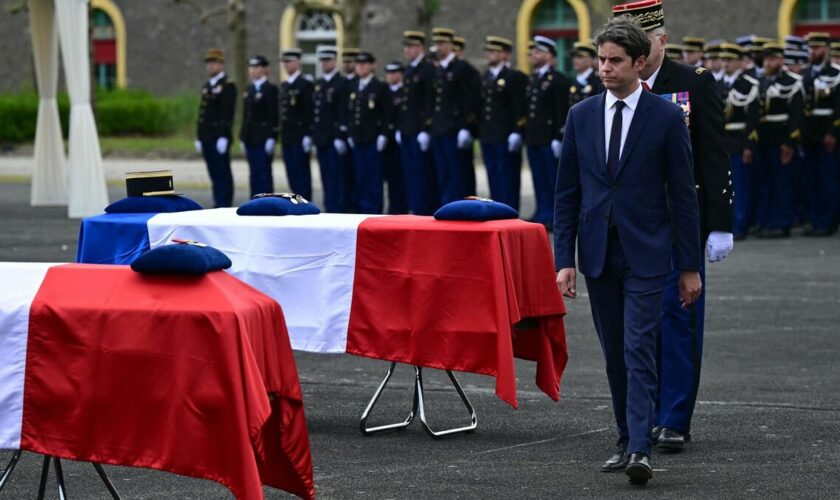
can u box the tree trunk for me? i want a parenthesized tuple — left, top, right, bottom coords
(228, 0, 247, 130)
(416, 0, 439, 41)
(340, 0, 366, 48)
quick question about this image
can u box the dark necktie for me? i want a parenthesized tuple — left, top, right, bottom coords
(607, 100, 625, 180)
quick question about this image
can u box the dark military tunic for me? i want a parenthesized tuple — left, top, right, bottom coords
(478, 65, 527, 143)
(524, 66, 569, 147)
(568, 69, 604, 109)
(197, 74, 236, 142)
(239, 79, 279, 146)
(280, 74, 314, 145)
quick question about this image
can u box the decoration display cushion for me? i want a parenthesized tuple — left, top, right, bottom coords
(236, 195, 321, 216)
(433, 198, 519, 221)
(130, 242, 232, 275)
(105, 195, 202, 214)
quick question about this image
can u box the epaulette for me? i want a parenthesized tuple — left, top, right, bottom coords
(695, 67, 707, 75)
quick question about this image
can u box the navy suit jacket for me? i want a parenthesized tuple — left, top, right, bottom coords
(553, 89, 701, 279)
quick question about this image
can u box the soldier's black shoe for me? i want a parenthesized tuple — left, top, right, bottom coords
(601, 448, 629, 472)
(657, 428, 686, 452)
(651, 426, 662, 442)
(625, 453, 653, 485)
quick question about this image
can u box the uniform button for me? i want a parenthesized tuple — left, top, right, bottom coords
(315, 118, 320, 122)
(529, 113, 535, 118)
(486, 106, 491, 112)
(485, 115, 491, 120)
(435, 106, 441, 111)
(402, 105, 408, 111)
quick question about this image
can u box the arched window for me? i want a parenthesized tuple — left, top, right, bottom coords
(296, 10, 338, 78)
(91, 8, 117, 89)
(793, 0, 840, 37)
(90, 0, 126, 88)
(532, 0, 579, 75)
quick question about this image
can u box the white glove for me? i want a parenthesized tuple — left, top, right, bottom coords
(457, 129, 472, 149)
(376, 134, 388, 152)
(302, 136, 313, 153)
(396, 131, 402, 145)
(194, 140, 202, 153)
(551, 139, 562, 159)
(216, 137, 228, 155)
(333, 138, 347, 155)
(264, 138, 276, 155)
(417, 131, 431, 152)
(706, 231, 734, 263)
(348, 137, 355, 149)
(507, 132, 522, 153)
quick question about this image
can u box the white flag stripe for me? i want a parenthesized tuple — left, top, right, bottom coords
(0, 262, 56, 450)
(147, 210, 377, 353)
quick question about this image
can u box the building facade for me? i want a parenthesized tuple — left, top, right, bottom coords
(1, 0, 838, 95)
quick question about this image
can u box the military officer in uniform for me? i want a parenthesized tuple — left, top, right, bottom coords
(524, 36, 569, 228)
(384, 61, 408, 214)
(478, 36, 527, 210)
(196, 48, 236, 208)
(342, 48, 360, 80)
(831, 42, 840, 67)
(757, 42, 804, 239)
(802, 32, 840, 236)
(280, 48, 314, 200)
(704, 43, 724, 84)
(682, 36, 705, 67)
(453, 35, 482, 197)
(720, 43, 760, 240)
(568, 41, 604, 108)
(399, 30, 437, 214)
(239, 54, 279, 197)
(312, 47, 348, 212)
(348, 52, 392, 214)
(340, 47, 360, 211)
(430, 28, 480, 205)
(614, 0, 733, 452)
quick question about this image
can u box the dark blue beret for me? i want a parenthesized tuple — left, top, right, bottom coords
(130, 240, 232, 275)
(434, 197, 519, 221)
(105, 195, 202, 214)
(236, 193, 321, 216)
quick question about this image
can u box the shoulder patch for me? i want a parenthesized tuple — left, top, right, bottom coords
(695, 67, 707, 75)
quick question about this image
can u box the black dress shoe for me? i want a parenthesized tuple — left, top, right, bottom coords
(657, 428, 686, 451)
(625, 453, 653, 485)
(601, 448, 629, 472)
(651, 426, 662, 442)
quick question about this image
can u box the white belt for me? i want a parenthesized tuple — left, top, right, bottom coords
(812, 108, 834, 117)
(725, 123, 746, 131)
(760, 114, 789, 123)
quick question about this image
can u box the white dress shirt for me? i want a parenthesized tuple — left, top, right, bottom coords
(358, 74, 373, 91)
(209, 71, 226, 87)
(604, 84, 644, 160)
(322, 69, 337, 82)
(641, 63, 662, 90)
(286, 71, 301, 85)
(411, 53, 425, 68)
(251, 76, 267, 91)
(576, 67, 593, 87)
(440, 52, 456, 69)
(489, 63, 503, 79)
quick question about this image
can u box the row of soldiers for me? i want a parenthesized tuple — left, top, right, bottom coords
(195, 29, 604, 226)
(712, 32, 840, 238)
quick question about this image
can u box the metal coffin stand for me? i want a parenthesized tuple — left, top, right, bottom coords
(359, 362, 478, 438)
(0, 451, 121, 499)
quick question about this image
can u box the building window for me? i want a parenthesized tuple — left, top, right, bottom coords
(794, 0, 840, 37)
(92, 8, 117, 89)
(296, 10, 338, 78)
(531, 0, 578, 75)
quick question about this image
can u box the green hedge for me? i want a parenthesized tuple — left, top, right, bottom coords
(0, 89, 198, 143)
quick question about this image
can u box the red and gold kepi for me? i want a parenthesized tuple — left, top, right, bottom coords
(612, 0, 664, 31)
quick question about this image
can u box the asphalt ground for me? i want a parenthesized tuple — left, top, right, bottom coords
(1, 178, 839, 499)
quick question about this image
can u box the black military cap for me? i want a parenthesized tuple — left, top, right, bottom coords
(665, 43, 684, 60)
(762, 41, 785, 58)
(832, 41, 840, 57)
(533, 35, 557, 56)
(385, 61, 404, 73)
(342, 48, 359, 62)
(318, 47, 338, 60)
(281, 48, 302, 62)
(718, 43, 744, 59)
(453, 36, 466, 50)
(682, 37, 705, 52)
(356, 51, 376, 63)
(248, 54, 269, 67)
(572, 41, 597, 58)
(806, 32, 830, 47)
(484, 36, 513, 52)
(204, 48, 225, 63)
(704, 44, 721, 59)
(403, 30, 426, 46)
(612, 0, 664, 31)
(432, 27, 455, 43)
(125, 170, 177, 197)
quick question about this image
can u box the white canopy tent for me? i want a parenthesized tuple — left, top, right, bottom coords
(28, 0, 108, 218)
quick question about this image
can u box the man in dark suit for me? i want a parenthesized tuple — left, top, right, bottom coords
(196, 48, 236, 208)
(554, 17, 702, 485)
(614, 0, 733, 452)
(479, 36, 526, 210)
(312, 47, 348, 212)
(398, 30, 437, 214)
(430, 28, 480, 205)
(347, 52, 392, 214)
(239, 54, 279, 198)
(280, 48, 314, 200)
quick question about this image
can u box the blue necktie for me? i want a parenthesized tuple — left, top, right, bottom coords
(607, 100, 625, 180)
